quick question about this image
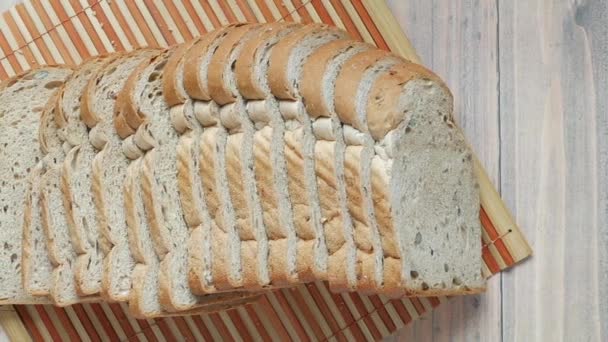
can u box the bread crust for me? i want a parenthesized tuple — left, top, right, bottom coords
(199, 127, 233, 289)
(268, 24, 335, 100)
(366, 62, 448, 140)
(82, 49, 161, 128)
(300, 40, 371, 118)
(21, 162, 47, 296)
(208, 23, 259, 105)
(79, 54, 123, 128)
(140, 149, 172, 257)
(334, 49, 393, 131)
(113, 109, 136, 138)
(123, 159, 149, 264)
(175, 127, 203, 228)
(183, 24, 241, 100)
(113, 58, 143, 138)
(38, 93, 62, 154)
(54, 55, 112, 130)
(234, 22, 299, 100)
(163, 40, 199, 107)
(120, 52, 166, 131)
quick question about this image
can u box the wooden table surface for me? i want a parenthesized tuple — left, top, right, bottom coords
(385, 0, 607, 341)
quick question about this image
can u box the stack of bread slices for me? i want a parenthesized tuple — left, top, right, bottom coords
(0, 23, 485, 318)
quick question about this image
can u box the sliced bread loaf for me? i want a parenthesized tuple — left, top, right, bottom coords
(83, 49, 162, 302)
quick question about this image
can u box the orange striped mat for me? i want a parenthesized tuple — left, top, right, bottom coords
(0, 0, 532, 341)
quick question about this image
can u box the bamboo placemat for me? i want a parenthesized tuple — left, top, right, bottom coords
(0, 0, 532, 340)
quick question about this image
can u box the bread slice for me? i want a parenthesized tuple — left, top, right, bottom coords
(22, 95, 62, 296)
(0, 67, 71, 304)
(265, 25, 351, 284)
(83, 49, 162, 302)
(58, 56, 116, 297)
(366, 62, 485, 296)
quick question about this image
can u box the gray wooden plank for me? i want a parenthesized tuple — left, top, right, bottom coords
(499, 0, 607, 341)
(386, 1, 502, 341)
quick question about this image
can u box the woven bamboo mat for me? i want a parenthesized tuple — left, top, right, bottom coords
(0, 0, 532, 341)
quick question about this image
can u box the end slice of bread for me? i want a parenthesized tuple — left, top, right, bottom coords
(0, 67, 72, 304)
(366, 62, 485, 295)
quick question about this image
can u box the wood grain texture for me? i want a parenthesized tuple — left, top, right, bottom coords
(387, 0, 608, 341)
